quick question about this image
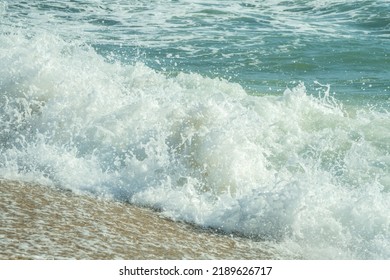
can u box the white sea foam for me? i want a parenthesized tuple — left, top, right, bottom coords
(1, 32, 389, 259)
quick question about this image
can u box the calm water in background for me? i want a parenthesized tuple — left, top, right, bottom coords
(3, 0, 389, 97)
(0, 0, 389, 259)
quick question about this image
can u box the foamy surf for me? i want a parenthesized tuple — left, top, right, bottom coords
(1, 31, 389, 259)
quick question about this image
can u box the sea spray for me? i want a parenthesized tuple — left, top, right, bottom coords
(1, 32, 389, 259)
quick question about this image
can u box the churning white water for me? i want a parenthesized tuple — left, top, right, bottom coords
(1, 32, 389, 259)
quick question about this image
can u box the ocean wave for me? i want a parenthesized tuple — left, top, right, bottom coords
(1, 32, 389, 259)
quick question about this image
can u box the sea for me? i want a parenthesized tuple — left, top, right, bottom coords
(0, 0, 389, 260)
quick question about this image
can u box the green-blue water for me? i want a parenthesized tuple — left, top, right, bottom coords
(1, 0, 389, 259)
(3, 0, 389, 98)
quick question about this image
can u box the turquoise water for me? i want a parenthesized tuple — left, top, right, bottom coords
(3, 0, 389, 97)
(1, 0, 389, 259)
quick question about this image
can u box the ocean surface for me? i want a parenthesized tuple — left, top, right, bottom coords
(1, 0, 389, 259)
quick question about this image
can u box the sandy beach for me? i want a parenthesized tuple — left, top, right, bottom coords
(0, 180, 281, 259)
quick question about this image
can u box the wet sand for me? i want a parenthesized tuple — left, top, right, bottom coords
(0, 180, 283, 259)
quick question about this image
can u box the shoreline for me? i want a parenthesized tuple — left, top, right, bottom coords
(0, 179, 278, 260)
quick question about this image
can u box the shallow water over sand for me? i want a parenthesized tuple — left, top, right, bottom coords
(1, 180, 287, 259)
